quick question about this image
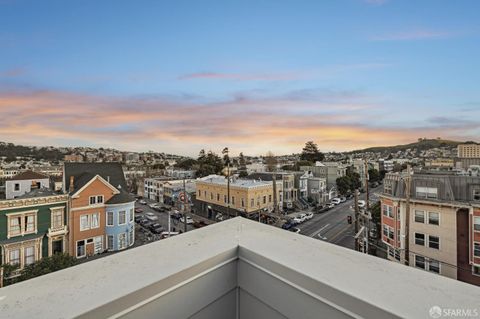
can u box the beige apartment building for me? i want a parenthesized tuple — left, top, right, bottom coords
(381, 171, 480, 286)
(195, 175, 283, 218)
(458, 144, 480, 158)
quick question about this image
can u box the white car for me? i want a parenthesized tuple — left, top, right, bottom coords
(292, 216, 302, 224)
(181, 216, 194, 224)
(305, 212, 314, 220)
(138, 200, 147, 205)
(298, 213, 307, 222)
(149, 203, 160, 209)
(358, 200, 366, 208)
(331, 198, 341, 205)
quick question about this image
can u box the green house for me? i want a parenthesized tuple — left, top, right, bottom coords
(0, 189, 69, 272)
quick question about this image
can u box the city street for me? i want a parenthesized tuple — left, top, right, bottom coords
(296, 185, 383, 250)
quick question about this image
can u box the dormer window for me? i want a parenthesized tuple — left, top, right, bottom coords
(89, 195, 104, 205)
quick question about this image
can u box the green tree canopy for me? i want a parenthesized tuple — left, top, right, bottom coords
(300, 141, 325, 163)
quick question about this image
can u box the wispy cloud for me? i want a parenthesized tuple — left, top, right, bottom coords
(370, 29, 454, 41)
(0, 87, 477, 155)
(178, 71, 302, 81)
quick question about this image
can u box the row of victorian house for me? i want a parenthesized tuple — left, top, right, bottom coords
(0, 163, 135, 276)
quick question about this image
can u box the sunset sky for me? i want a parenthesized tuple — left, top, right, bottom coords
(1, 0, 479, 156)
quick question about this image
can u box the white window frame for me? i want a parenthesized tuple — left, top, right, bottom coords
(428, 259, 440, 274)
(129, 208, 134, 223)
(51, 208, 64, 229)
(383, 205, 393, 218)
(428, 235, 440, 250)
(415, 232, 425, 246)
(80, 214, 90, 231)
(24, 246, 35, 266)
(474, 216, 480, 232)
(76, 240, 86, 258)
(119, 211, 127, 225)
(428, 211, 440, 226)
(414, 210, 425, 223)
(6, 211, 37, 238)
(107, 235, 114, 250)
(415, 255, 425, 269)
(118, 233, 127, 250)
(89, 195, 104, 205)
(94, 236, 103, 254)
(129, 229, 134, 246)
(107, 211, 114, 226)
(473, 265, 480, 277)
(91, 213, 100, 229)
(474, 242, 480, 258)
(9, 248, 21, 266)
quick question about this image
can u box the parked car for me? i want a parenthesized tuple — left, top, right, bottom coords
(327, 203, 335, 209)
(340, 197, 346, 203)
(146, 214, 159, 221)
(358, 200, 366, 208)
(160, 231, 179, 239)
(305, 212, 314, 220)
(331, 198, 341, 205)
(292, 216, 302, 224)
(215, 213, 224, 221)
(148, 223, 162, 231)
(298, 213, 307, 222)
(148, 203, 160, 209)
(289, 227, 301, 234)
(134, 208, 143, 214)
(180, 216, 194, 224)
(140, 219, 153, 228)
(150, 223, 164, 234)
(282, 221, 295, 230)
(138, 200, 147, 205)
(134, 215, 144, 223)
(193, 220, 207, 228)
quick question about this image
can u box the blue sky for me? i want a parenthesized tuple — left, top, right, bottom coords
(0, 0, 479, 155)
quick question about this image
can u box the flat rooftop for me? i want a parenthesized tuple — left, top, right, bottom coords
(0, 217, 479, 319)
(198, 175, 276, 188)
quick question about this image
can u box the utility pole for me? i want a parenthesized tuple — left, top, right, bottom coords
(222, 147, 231, 218)
(403, 165, 412, 265)
(183, 177, 187, 234)
(364, 160, 370, 211)
(354, 189, 360, 251)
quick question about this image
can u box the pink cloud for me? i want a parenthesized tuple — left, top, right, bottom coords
(0, 88, 477, 155)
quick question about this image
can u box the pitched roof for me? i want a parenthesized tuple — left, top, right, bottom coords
(64, 162, 127, 195)
(106, 189, 134, 204)
(10, 170, 49, 181)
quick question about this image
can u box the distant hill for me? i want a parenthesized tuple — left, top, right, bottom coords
(0, 142, 64, 161)
(351, 139, 475, 154)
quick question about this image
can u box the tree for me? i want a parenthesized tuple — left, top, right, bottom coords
(265, 151, 277, 172)
(336, 166, 362, 195)
(175, 158, 197, 170)
(294, 160, 313, 171)
(368, 169, 381, 183)
(196, 150, 224, 177)
(238, 152, 248, 177)
(20, 253, 77, 282)
(300, 141, 324, 163)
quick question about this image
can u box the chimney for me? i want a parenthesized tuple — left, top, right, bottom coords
(69, 176, 74, 193)
(107, 176, 110, 183)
